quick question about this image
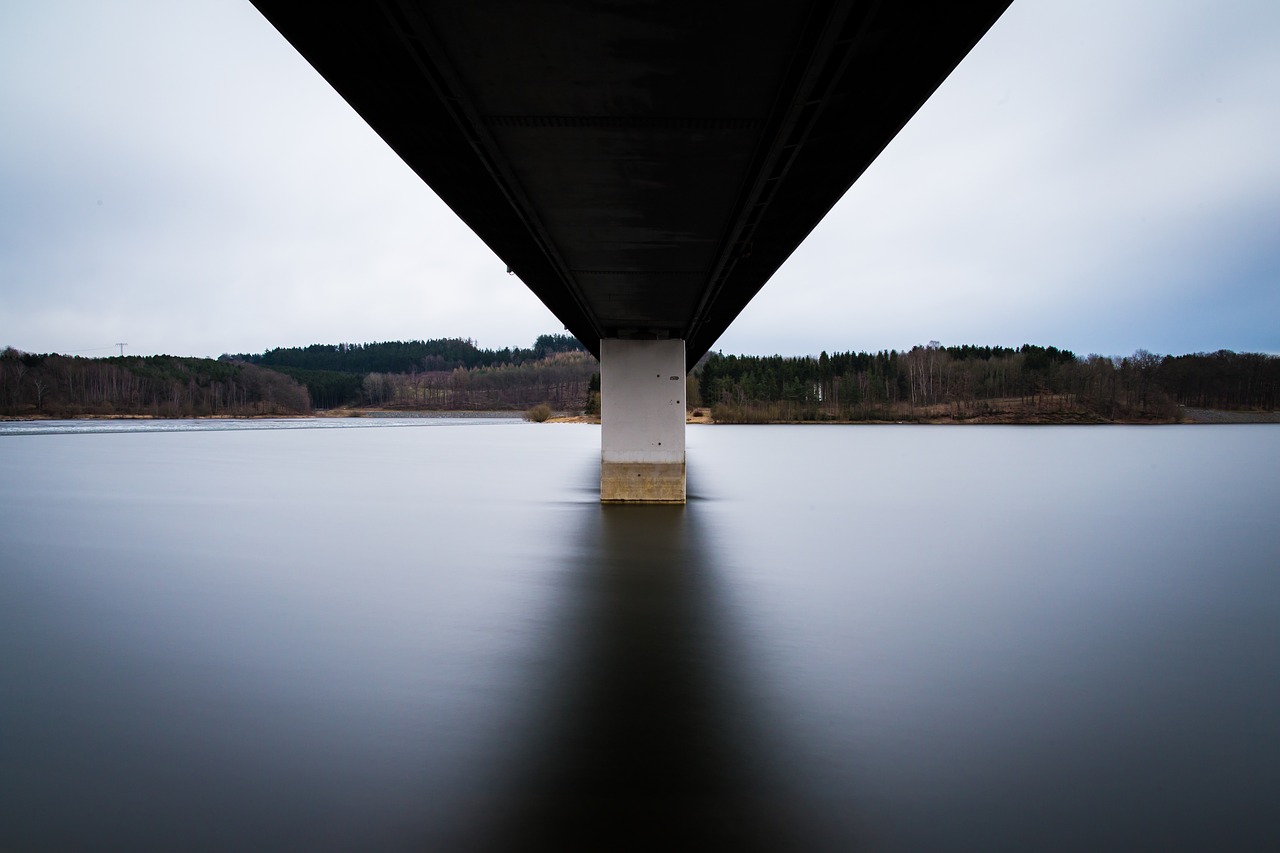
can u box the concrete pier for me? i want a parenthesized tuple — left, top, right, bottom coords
(600, 338, 686, 503)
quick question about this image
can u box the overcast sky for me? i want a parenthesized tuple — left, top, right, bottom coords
(2, 0, 1277, 359)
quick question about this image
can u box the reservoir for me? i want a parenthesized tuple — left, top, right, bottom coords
(2, 420, 1278, 850)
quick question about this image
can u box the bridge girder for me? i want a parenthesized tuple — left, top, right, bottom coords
(252, 0, 1012, 362)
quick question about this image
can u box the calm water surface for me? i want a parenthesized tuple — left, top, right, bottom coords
(2, 420, 1277, 850)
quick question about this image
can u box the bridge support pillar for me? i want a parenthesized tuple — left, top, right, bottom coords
(600, 338, 686, 503)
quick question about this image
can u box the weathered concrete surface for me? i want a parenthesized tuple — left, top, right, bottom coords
(601, 461, 687, 503)
(601, 338, 686, 503)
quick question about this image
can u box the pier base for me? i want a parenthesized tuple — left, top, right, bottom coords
(600, 338, 686, 503)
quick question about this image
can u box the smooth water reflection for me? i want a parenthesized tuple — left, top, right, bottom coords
(692, 425, 1280, 850)
(2, 422, 1278, 850)
(478, 504, 807, 851)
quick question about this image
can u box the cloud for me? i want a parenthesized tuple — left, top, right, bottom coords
(720, 0, 1280, 356)
(0, 0, 561, 356)
(2, 0, 1277, 358)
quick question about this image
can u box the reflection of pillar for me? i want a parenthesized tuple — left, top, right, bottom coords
(600, 338, 686, 503)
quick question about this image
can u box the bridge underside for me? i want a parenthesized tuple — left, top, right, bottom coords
(252, 0, 1011, 502)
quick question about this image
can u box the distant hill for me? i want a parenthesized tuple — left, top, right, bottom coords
(697, 345, 1279, 423)
(221, 334, 586, 374)
(1, 349, 309, 418)
(217, 334, 593, 410)
(5, 336, 1273, 422)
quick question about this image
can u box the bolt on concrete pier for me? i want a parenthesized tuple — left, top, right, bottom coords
(600, 338, 686, 503)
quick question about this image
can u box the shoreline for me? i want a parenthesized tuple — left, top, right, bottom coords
(4, 407, 1276, 425)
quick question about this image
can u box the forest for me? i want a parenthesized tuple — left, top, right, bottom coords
(353, 350, 597, 412)
(0, 336, 596, 418)
(698, 345, 1279, 423)
(3, 337, 1275, 422)
(0, 349, 310, 418)
(223, 335, 583, 373)
(219, 334, 588, 409)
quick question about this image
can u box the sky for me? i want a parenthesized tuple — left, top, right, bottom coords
(1, 0, 1277, 360)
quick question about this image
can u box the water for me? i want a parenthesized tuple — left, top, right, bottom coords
(2, 420, 1278, 850)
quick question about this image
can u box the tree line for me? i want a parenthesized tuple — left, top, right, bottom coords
(1, 349, 311, 417)
(220, 334, 588, 409)
(359, 350, 597, 411)
(697, 344, 1279, 422)
(1, 337, 596, 417)
(6, 338, 1274, 421)
(222, 334, 585, 374)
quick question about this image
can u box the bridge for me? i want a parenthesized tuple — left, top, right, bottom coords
(251, 1, 1012, 502)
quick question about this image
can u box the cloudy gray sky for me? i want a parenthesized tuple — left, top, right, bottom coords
(2, 0, 1277, 359)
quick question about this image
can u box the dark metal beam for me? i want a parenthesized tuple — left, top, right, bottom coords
(251, 1, 1012, 362)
